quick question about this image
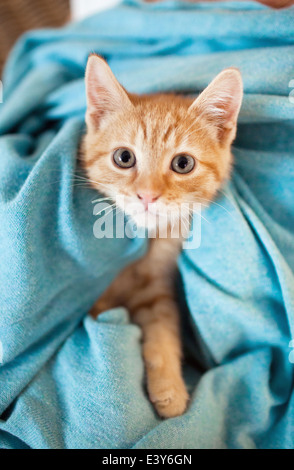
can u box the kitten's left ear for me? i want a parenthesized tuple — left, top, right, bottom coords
(85, 54, 133, 131)
(189, 68, 243, 144)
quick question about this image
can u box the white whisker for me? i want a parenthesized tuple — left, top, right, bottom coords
(194, 197, 233, 215)
(94, 202, 116, 217)
(92, 196, 113, 203)
(188, 207, 210, 224)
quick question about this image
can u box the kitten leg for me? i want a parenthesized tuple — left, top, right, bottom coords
(91, 238, 189, 418)
(91, 260, 149, 317)
(91, 283, 121, 317)
(129, 238, 189, 418)
(133, 297, 188, 418)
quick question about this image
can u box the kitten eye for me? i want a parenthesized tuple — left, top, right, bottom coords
(171, 154, 195, 174)
(113, 148, 136, 169)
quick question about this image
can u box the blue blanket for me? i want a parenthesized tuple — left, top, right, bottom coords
(0, 0, 294, 449)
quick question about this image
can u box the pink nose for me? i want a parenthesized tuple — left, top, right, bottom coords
(137, 192, 160, 209)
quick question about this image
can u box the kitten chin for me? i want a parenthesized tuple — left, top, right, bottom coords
(123, 200, 186, 233)
(127, 211, 158, 230)
(123, 204, 167, 231)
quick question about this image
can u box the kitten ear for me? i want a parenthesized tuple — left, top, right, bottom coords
(85, 54, 133, 131)
(189, 68, 243, 143)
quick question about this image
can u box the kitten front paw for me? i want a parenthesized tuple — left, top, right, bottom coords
(90, 296, 115, 318)
(149, 375, 189, 419)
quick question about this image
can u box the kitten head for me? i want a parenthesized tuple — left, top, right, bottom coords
(83, 55, 242, 229)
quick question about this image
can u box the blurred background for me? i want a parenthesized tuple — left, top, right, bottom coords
(0, 0, 121, 75)
(0, 0, 69, 74)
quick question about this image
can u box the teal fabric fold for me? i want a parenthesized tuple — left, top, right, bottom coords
(0, 0, 293, 449)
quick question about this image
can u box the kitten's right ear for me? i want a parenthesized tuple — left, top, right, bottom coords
(189, 68, 243, 145)
(85, 55, 133, 131)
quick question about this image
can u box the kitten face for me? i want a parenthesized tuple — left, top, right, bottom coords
(83, 55, 243, 229)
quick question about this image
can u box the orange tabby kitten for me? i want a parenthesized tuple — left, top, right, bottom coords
(82, 55, 243, 418)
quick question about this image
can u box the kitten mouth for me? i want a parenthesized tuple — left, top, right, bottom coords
(119, 197, 185, 229)
(131, 202, 167, 217)
(147, 205, 167, 217)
